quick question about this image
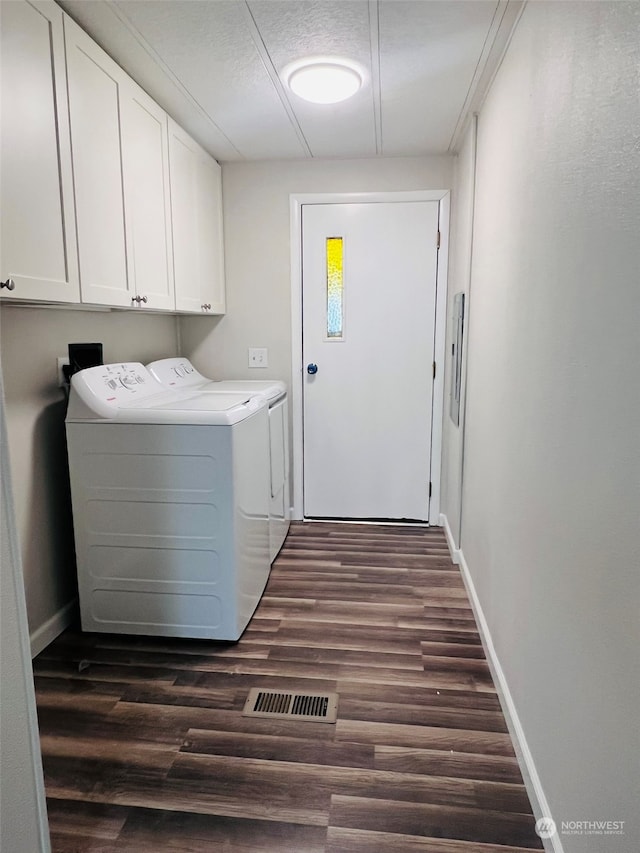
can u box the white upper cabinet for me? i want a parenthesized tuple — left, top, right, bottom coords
(120, 82, 175, 311)
(169, 120, 226, 314)
(64, 16, 130, 307)
(0, 0, 80, 303)
(1, 7, 221, 314)
(198, 152, 226, 315)
(168, 121, 201, 313)
(64, 16, 175, 311)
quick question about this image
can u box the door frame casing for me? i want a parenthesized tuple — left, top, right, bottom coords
(290, 190, 450, 523)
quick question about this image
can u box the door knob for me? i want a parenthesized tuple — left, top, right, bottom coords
(1, 278, 16, 291)
(307, 363, 318, 375)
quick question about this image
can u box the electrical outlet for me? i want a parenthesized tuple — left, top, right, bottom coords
(248, 347, 268, 368)
(57, 357, 70, 387)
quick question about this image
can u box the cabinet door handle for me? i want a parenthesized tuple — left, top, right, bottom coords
(1, 278, 16, 291)
(131, 295, 148, 304)
(202, 303, 211, 311)
(140, 295, 148, 304)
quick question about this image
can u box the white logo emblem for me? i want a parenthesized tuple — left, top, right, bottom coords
(536, 817, 557, 839)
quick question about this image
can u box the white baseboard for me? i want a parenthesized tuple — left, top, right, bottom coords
(439, 513, 461, 564)
(456, 548, 564, 853)
(30, 598, 76, 659)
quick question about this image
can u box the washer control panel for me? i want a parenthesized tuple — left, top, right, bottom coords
(147, 357, 206, 388)
(70, 363, 169, 416)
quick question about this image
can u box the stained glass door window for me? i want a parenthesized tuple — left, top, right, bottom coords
(326, 237, 344, 339)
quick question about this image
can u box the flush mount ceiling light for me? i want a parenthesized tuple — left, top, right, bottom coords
(284, 57, 364, 104)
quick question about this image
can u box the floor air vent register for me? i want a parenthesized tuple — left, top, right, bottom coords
(242, 688, 338, 723)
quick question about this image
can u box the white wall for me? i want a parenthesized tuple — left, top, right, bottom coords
(180, 156, 453, 387)
(0, 306, 178, 647)
(443, 2, 640, 849)
(1, 370, 50, 853)
(440, 117, 476, 549)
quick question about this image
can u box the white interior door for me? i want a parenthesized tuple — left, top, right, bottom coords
(302, 201, 439, 521)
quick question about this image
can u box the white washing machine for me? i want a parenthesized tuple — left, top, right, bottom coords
(65, 362, 271, 641)
(147, 357, 290, 561)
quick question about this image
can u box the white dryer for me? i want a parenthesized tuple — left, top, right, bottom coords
(147, 357, 290, 561)
(65, 362, 271, 641)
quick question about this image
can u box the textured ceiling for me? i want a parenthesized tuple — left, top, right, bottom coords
(59, 0, 523, 162)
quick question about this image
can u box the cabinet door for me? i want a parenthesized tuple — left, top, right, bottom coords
(168, 120, 203, 313)
(198, 154, 226, 315)
(64, 16, 131, 307)
(121, 82, 175, 311)
(0, 0, 79, 303)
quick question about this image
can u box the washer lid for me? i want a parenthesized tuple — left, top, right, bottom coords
(136, 391, 262, 425)
(197, 379, 287, 403)
(66, 363, 265, 425)
(147, 357, 286, 403)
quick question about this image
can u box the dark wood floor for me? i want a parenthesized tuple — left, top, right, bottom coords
(34, 522, 543, 852)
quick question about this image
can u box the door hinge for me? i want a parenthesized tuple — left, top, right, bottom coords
(429, 481, 432, 498)
(436, 230, 441, 249)
(432, 361, 436, 379)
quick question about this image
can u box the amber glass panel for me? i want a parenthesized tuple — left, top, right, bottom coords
(326, 237, 343, 338)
